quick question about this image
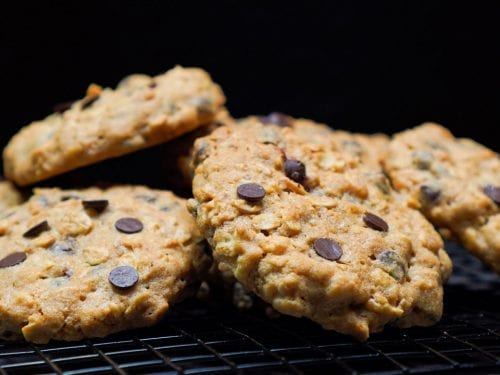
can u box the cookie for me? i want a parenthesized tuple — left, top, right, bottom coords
(170, 108, 235, 192)
(0, 178, 23, 212)
(333, 130, 389, 171)
(188, 116, 451, 340)
(3, 66, 225, 186)
(384, 123, 500, 273)
(0, 186, 209, 343)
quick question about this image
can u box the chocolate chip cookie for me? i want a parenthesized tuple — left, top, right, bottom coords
(169, 108, 235, 192)
(0, 179, 22, 212)
(189, 116, 451, 340)
(3, 66, 225, 186)
(385, 123, 500, 273)
(0, 186, 209, 343)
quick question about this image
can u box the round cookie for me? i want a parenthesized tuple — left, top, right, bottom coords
(0, 186, 209, 343)
(3, 66, 225, 186)
(384, 123, 500, 273)
(193, 114, 390, 310)
(188, 116, 451, 340)
(0, 179, 23, 212)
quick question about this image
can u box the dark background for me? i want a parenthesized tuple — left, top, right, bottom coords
(1, 0, 499, 168)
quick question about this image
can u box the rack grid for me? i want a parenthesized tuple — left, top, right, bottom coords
(2, 241, 499, 374)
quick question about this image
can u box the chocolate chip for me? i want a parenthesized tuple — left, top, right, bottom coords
(82, 199, 109, 213)
(420, 185, 441, 203)
(259, 112, 292, 127)
(483, 185, 500, 204)
(237, 183, 266, 202)
(23, 220, 50, 238)
(109, 266, 139, 289)
(284, 159, 306, 183)
(0, 252, 27, 268)
(376, 250, 406, 281)
(115, 218, 143, 234)
(61, 195, 80, 201)
(313, 238, 343, 261)
(363, 212, 389, 232)
(81, 95, 99, 110)
(53, 101, 74, 113)
(148, 81, 157, 88)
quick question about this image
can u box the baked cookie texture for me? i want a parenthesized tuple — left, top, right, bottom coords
(188, 116, 451, 340)
(0, 186, 209, 343)
(196, 115, 389, 310)
(385, 123, 500, 273)
(3, 66, 225, 186)
(171, 108, 235, 192)
(0, 179, 23, 212)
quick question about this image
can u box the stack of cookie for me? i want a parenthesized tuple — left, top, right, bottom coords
(0, 66, 498, 344)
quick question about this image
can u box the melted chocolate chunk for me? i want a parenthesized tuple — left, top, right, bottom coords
(363, 212, 389, 232)
(82, 199, 109, 213)
(313, 238, 343, 261)
(23, 220, 50, 238)
(115, 218, 143, 234)
(420, 185, 441, 203)
(0, 252, 27, 268)
(284, 159, 306, 183)
(109, 266, 139, 289)
(483, 185, 500, 204)
(237, 183, 266, 202)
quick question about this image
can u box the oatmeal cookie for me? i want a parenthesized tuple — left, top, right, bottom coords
(189, 116, 451, 340)
(385, 123, 500, 273)
(0, 186, 209, 343)
(3, 66, 225, 186)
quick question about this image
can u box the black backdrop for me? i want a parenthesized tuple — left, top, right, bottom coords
(1, 0, 499, 169)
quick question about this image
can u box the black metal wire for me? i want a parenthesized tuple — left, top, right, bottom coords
(30, 344, 63, 375)
(1, 241, 500, 374)
(133, 336, 183, 373)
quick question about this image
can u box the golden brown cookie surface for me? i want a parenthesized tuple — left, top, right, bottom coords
(385, 123, 500, 273)
(0, 186, 208, 343)
(189, 117, 451, 340)
(3, 66, 225, 186)
(0, 179, 22, 212)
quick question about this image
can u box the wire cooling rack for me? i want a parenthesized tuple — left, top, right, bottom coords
(1, 241, 500, 375)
